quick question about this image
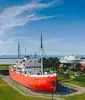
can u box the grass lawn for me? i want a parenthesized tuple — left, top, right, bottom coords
(0, 64, 9, 70)
(0, 85, 52, 100)
(62, 78, 85, 87)
(64, 94, 85, 100)
(57, 73, 85, 87)
(0, 78, 7, 85)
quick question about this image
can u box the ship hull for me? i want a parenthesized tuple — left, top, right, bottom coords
(9, 70, 56, 92)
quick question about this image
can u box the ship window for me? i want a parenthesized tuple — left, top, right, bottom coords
(23, 60, 25, 62)
(23, 64, 25, 66)
(20, 61, 22, 63)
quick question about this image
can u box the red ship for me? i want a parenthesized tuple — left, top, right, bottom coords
(9, 69, 56, 92)
(9, 35, 56, 92)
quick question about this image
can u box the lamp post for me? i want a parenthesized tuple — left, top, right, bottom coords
(51, 80, 56, 100)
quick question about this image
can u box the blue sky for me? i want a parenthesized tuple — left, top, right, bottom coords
(0, 0, 85, 55)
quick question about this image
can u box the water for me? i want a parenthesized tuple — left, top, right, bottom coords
(56, 86, 73, 95)
(0, 55, 85, 59)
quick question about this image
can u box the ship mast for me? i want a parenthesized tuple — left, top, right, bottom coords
(40, 34, 43, 75)
(35, 52, 37, 58)
(25, 48, 26, 56)
(18, 41, 20, 59)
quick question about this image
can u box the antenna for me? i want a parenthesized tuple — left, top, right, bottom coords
(18, 41, 20, 59)
(40, 33, 44, 75)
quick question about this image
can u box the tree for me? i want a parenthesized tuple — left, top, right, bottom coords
(43, 57, 60, 72)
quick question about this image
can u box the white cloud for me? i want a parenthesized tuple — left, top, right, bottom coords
(0, 0, 64, 55)
(0, 0, 63, 35)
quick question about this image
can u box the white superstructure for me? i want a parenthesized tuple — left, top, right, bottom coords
(10, 56, 41, 75)
(59, 55, 83, 64)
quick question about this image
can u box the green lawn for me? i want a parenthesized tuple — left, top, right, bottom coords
(0, 85, 52, 100)
(64, 94, 85, 100)
(0, 78, 7, 85)
(57, 73, 85, 87)
(62, 78, 85, 87)
(0, 64, 9, 70)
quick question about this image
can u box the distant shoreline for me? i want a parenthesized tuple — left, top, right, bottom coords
(0, 55, 85, 59)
